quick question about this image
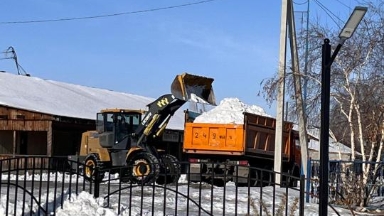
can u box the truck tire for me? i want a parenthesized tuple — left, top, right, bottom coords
(289, 165, 300, 187)
(156, 154, 181, 185)
(127, 152, 160, 185)
(83, 153, 105, 182)
(250, 169, 261, 187)
(261, 166, 274, 187)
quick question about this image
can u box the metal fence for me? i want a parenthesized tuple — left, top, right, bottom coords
(309, 159, 384, 205)
(0, 156, 306, 216)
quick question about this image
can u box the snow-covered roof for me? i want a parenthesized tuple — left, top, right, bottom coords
(0, 72, 185, 130)
(306, 127, 353, 154)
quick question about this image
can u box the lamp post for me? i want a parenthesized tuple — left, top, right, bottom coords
(319, 6, 367, 216)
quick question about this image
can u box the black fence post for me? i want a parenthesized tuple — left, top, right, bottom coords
(300, 175, 305, 216)
(94, 167, 100, 198)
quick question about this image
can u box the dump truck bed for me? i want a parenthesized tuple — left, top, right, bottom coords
(183, 112, 296, 160)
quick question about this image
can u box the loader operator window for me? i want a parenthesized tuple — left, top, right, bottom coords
(105, 113, 115, 132)
(115, 113, 141, 143)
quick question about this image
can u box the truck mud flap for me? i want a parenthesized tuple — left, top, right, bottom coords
(171, 73, 216, 105)
(234, 165, 250, 184)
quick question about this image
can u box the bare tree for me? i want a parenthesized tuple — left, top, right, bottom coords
(261, 0, 384, 207)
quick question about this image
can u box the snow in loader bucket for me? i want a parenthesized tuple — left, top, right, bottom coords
(171, 73, 216, 105)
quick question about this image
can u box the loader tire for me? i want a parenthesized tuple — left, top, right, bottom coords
(83, 154, 105, 182)
(156, 154, 181, 185)
(127, 152, 160, 185)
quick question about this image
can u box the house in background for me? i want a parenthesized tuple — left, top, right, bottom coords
(0, 72, 185, 158)
(306, 128, 355, 161)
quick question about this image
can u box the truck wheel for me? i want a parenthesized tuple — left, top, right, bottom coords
(289, 166, 300, 187)
(83, 154, 105, 182)
(262, 166, 274, 187)
(127, 152, 160, 185)
(210, 179, 225, 187)
(250, 169, 261, 187)
(156, 154, 181, 185)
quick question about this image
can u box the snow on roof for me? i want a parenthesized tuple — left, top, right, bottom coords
(193, 97, 271, 124)
(0, 72, 184, 130)
(306, 127, 353, 154)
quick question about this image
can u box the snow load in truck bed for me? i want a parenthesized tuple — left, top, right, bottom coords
(193, 98, 271, 124)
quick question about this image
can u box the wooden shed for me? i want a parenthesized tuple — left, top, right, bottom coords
(0, 106, 95, 156)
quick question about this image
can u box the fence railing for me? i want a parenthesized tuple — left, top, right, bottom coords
(309, 159, 384, 206)
(0, 156, 308, 216)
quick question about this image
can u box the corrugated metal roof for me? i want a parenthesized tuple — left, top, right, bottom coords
(0, 72, 184, 130)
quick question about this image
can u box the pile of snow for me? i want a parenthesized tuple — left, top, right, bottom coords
(194, 98, 270, 124)
(56, 192, 116, 216)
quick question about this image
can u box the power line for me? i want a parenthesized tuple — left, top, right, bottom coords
(293, 0, 309, 6)
(313, 0, 343, 28)
(335, 0, 352, 10)
(0, 0, 218, 25)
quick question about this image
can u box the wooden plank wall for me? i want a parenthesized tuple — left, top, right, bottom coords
(0, 106, 53, 131)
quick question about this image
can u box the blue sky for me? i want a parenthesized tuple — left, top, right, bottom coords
(0, 0, 361, 116)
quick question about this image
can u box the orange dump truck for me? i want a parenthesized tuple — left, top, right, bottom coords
(183, 111, 301, 186)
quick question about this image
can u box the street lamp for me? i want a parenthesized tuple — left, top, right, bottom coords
(319, 6, 367, 216)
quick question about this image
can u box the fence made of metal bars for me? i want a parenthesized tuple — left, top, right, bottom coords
(0, 156, 309, 216)
(309, 159, 384, 206)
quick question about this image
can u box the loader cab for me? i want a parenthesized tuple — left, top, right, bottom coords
(96, 109, 143, 147)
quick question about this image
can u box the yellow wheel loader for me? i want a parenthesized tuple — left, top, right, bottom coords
(68, 73, 216, 185)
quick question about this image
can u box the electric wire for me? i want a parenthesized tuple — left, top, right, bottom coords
(313, 0, 343, 28)
(293, 0, 309, 6)
(2, 47, 29, 76)
(335, 0, 352, 10)
(0, 0, 217, 25)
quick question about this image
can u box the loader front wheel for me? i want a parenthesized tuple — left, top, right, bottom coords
(84, 154, 105, 182)
(128, 152, 160, 185)
(156, 154, 181, 185)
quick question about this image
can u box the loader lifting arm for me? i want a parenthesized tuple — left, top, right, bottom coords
(134, 94, 186, 149)
(131, 73, 216, 153)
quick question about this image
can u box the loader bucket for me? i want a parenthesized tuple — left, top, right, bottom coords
(171, 73, 216, 105)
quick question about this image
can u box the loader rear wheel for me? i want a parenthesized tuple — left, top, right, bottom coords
(128, 152, 160, 185)
(84, 154, 105, 182)
(156, 154, 181, 185)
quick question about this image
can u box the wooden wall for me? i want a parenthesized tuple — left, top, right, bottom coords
(0, 106, 94, 157)
(0, 106, 52, 131)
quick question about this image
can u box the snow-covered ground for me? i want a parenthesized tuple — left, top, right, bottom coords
(0, 172, 357, 216)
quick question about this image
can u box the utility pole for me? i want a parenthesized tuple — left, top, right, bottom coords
(274, 0, 288, 185)
(287, 0, 309, 193)
(275, 0, 309, 190)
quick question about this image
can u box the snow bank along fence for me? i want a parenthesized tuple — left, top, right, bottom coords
(1, 156, 306, 216)
(310, 159, 384, 203)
